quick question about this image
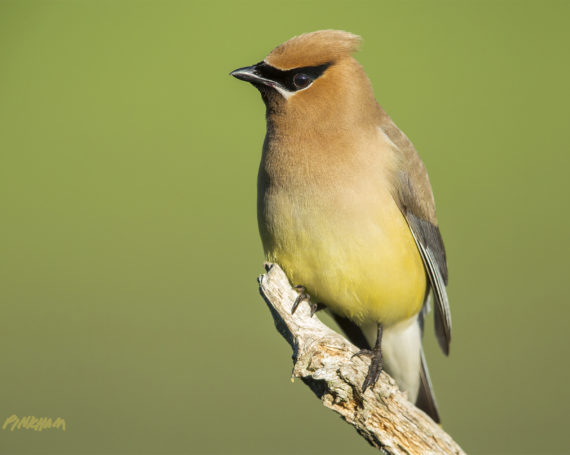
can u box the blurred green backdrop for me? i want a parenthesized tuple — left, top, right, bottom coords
(1, 1, 569, 454)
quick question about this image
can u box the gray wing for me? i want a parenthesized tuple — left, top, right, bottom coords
(379, 115, 451, 355)
(406, 211, 451, 355)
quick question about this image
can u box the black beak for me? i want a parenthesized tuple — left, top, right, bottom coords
(230, 63, 279, 90)
(230, 64, 261, 83)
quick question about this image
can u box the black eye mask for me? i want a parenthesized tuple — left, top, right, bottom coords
(253, 62, 331, 92)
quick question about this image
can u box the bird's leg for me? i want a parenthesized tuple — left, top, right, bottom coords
(291, 285, 324, 317)
(352, 324, 384, 392)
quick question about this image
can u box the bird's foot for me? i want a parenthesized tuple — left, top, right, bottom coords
(291, 285, 324, 317)
(361, 350, 383, 392)
(352, 325, 384, 392)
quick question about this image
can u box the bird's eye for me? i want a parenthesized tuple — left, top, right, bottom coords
(293, 73, 313, 89)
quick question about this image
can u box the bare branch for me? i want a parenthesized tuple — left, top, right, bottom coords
(258, 263, 466, 455)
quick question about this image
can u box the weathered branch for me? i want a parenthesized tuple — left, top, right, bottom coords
(257, 263, 465, 455)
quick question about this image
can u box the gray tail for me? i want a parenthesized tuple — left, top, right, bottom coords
(415, 348, 440, 423)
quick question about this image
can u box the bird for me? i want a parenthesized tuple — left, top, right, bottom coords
(230, 30, 451, 423)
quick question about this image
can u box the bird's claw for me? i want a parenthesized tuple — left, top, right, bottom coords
(352, 348, 383, 392)
(291, 285, 323, 317)
(352, 349, 374, 359)
(362, 360, 382, 393)
(291, 285, 310, 315)
(310, 302, 324, 317)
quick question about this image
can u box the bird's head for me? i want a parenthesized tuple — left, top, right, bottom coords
(231, 30, 379, 128)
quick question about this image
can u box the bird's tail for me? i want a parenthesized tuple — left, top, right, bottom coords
(415, 348, 440, 423)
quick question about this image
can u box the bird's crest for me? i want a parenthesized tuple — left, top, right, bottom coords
(265, 30, 362, 70)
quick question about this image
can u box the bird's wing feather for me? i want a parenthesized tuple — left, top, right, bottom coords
(406, 212, 451, 355)
(379, 118, 451, 355)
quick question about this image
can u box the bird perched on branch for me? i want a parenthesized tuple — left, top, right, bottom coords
(231, 30, 451, 423)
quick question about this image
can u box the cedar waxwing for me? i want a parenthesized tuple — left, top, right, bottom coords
(231, 30, 451, 423)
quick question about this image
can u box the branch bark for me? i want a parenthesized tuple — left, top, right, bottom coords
(257, 263, 466, 455)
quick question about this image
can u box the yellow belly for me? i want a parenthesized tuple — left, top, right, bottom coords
(262, 188, 427, 327)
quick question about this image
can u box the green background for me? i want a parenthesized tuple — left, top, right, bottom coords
(1, 1, 569, 454)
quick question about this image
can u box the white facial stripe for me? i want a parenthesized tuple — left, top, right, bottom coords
(274, 82, 314, 100)
(273, 85, 293, 99)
